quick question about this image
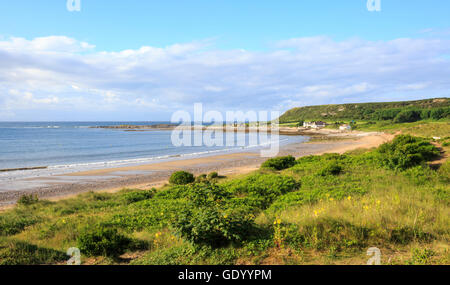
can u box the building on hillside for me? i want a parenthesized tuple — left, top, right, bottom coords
(339, 124, 352, 131)
(303, 121, 327, 129)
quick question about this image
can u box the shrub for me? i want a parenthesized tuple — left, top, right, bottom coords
(169, 171, 195, 185)
(261, 155, 296, 170)
(17, 194, 39, 206)
(77, 226, 131, 257)
(186, 183, 231, 208)
(207, 172, 219, 179)
(393, 110, 421, 123)
(173, 206, 256, 247)
(318, 161, 342, 176)
(377, 135, 440, 170)
(430, 108, 445, 120)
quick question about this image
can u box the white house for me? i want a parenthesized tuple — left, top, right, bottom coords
(303, 121, 327, 129)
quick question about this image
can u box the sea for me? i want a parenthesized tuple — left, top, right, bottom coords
(0, 122, 308, 190)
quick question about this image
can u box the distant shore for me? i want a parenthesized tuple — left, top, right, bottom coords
(0, 129, 392, 208)
(92, 124, 319, 136)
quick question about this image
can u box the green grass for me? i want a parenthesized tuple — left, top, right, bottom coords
(356, 120, 450, 138)
(279, 98, 449, 123)
(0, 135, 448, 265)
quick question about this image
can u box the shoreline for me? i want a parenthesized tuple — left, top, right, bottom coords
(0, 130, 393, 209)
(93, 124, 322, 136)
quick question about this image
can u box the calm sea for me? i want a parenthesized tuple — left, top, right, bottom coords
(0, 122, 308, 174)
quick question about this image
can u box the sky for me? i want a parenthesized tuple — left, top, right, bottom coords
(0, 0, 449, 121)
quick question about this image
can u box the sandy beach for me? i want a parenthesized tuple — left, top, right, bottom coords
(0, 130, 393, 208)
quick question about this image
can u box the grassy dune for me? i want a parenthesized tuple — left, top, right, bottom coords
(0, 128, 449, 265)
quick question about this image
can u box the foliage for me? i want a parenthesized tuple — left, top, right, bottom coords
(377, 135, 440, 170)
(0, 134, 449, 265)
(173, 206, 256, 247)
(261, 155, 296, 170)
(77, 226, 132, 257)
(393, 110, 422, 123)
(169, 171, 195, 185)
(208, 172, 219, 179)
(195, 174, 208, 183)
(318, 161, 343, 176)
(185, 183, 231, 208)
(279, 98, 450, 123)
(0, 212, 40, 236)
(121, 189, 155, 204)
(17, 194, 39, 206)
(0, 240, 66, 265)
(406, 248, 436, 265)
(224, 173, 300, 210)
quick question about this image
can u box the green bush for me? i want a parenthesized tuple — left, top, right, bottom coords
(169, 171, 195, 185)
(318, 161, 343, 176)
(261, 155, 296, 170)
(173, 206, 256, 247)
(430, 108, 446, 120)
(77, 226, 131, 257)
(17, 194, 39, 206)
(378, 135, 440, 170)
(207, 172, 219, 179)
(186, 183, 231, 208)
(393, 110, 421, 123)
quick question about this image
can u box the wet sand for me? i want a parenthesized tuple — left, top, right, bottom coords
(0, 131, 393, 208)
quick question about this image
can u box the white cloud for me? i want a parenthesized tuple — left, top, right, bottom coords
(0, 36, 95, 53)
(0, 35, 449, 120)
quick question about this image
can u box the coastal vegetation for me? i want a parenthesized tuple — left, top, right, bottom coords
(279, 98, 450, 123)
(0, 131, 448, 265)
(169, 171, 195, 185)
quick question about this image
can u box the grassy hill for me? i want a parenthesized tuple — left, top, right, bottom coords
(279, 98, 450, 123)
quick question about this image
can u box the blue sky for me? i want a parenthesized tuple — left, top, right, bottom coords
(0, 0, 449, 121)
